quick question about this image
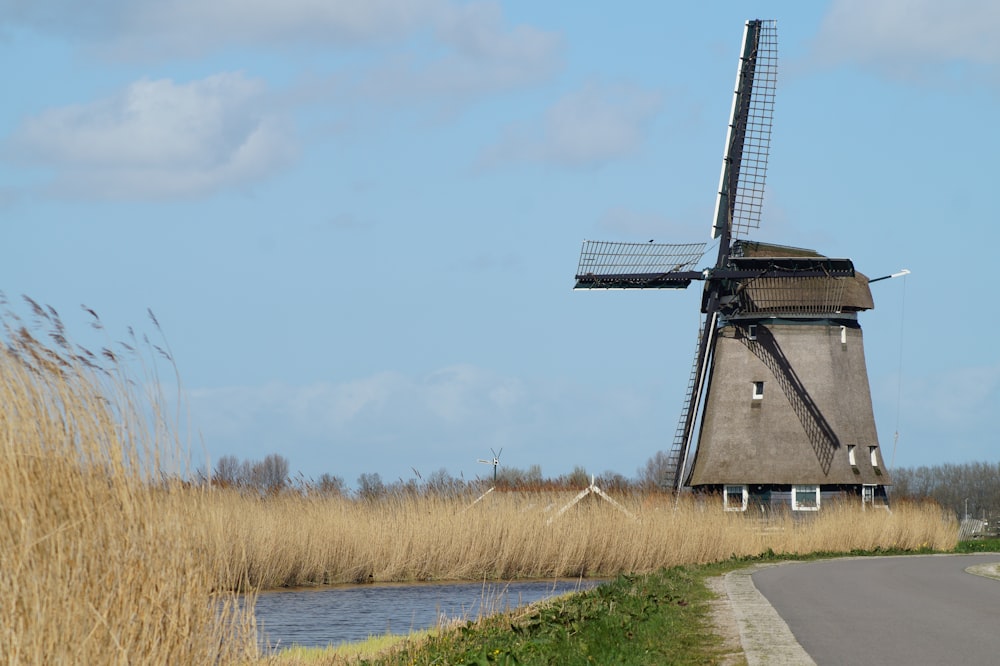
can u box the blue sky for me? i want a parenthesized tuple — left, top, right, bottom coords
(3, 1, 998, 487)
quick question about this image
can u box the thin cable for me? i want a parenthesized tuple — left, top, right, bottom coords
(889, 274, 907, 470)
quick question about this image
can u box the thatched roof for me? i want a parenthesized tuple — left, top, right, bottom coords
(686, 319, 890, 487)
(733, 241, 874, 313)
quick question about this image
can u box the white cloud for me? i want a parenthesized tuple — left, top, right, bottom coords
(479, 81, 662, 168)
(186, 365, 663, 483)
(2, 0, 562, 82)
(434, 2, 557, 64)
(815, 0, 1000, 80)
(3, 0, 563, 144)
(2, 0, 442, 54)
(5, 73, 296, 199)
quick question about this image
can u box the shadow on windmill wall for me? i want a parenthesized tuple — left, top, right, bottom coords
(737, 324, 839, 474)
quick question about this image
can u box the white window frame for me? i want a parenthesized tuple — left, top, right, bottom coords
(862, 484, 876, 507)
(724, 484, 748, 512)
(752, 381, 764, 400)
(869, 446, 879, 467)
(848, 445, 857, 466)
(747, 324, 758, 340)
(792, 485, 821, 511)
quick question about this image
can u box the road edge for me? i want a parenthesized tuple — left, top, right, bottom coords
(721, 563, 816, 666)
(965, 561, 1000, 580)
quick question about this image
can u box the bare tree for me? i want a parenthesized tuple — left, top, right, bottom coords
(564, 465, 590, 488)
(212, 453, 289, 493)
(315, 473, 346, 496)
(254, 454, 289, 493)
(638, 451, 674, 491)
(357, 472, 385, 501)
(891, 461, 1000, 521)
(213, 455, 242, 487)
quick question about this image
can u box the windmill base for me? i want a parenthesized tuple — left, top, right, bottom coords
(691, 483, 890, 513)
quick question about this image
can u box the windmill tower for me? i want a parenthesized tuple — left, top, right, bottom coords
(574, 19, 892, 511)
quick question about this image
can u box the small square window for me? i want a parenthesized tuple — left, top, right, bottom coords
(747, 324, 758, 340)
(752, 381, 764, 399)
(792, 485, 820, 511)
(724, 485, 748, 511)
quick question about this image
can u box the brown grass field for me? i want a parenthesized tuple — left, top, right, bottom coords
(199, 489, 958, 590)
(0, 305, 959, 662)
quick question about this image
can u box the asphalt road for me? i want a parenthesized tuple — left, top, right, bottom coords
(750, 554, 1000, 665)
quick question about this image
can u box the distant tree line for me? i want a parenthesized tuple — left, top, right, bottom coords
(890, 461, 1000, 521)
(212, 454, 290, 493)
(208, 453, 999, 518)
(207, 455, 646, 500)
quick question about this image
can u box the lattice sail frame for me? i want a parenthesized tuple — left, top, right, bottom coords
(737, 276, 849, 314)
(576, 240, 707, 276)
(721, 19, 778, 241)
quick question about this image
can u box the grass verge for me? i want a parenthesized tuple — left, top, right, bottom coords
(954, 537, 1000, 553)
(271, 543, 997, 666)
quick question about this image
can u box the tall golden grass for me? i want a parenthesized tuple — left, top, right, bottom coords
(0, 300, 959, 663)
(200, 490, 959, 590)
(0, 307, 258, 663)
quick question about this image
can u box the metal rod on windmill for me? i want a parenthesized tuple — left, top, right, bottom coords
(868, 269, 910, 283)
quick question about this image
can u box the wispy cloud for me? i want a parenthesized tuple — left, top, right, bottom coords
(1, 1, 564, 198)
(3, 0, 562, 96)
(4, 73, 296, 199)
(479, 81, 662, 169)
(814, 0, 1000, 83)
(186, 364, 662, 482)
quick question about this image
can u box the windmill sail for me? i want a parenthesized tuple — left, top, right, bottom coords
(711, 19, 777, 244)
(574, 240, 707, 289)
(672, 19, 778, 491)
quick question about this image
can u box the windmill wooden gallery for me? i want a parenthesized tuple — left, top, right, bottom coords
(574, 20, 902, 513)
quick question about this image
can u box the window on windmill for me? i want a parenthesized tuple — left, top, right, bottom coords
(752, 381, 764, 399)
(792, 485, 820, 511)
(848, 445, 857, 466)
(869, 446, 879, 467)
(862, 485, 876, 507)
(724, 485, 748, 512)
(747, 324, 758, 340)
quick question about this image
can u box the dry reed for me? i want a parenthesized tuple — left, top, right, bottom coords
(0, 308, 257, 663)
(200, 490, 958, 590)
(0, 298, 960, 663)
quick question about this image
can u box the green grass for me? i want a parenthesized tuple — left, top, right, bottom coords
(360, 565, 737, 666)
(954, 538, 1000, 553)
(272, 632, 433, 663)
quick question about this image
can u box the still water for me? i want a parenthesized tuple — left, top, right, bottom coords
(254, 578, 601, 649)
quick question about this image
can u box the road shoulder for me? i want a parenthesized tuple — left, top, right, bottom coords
(709, 563, 815, 666)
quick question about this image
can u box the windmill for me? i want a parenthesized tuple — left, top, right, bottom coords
(477, 448, 502, 484)
(574, 19, 893, 511)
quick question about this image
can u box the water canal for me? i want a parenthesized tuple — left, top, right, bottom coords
(254, 578, 602, 649)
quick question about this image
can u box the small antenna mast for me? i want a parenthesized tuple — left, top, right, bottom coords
(477, 448, 502, 483)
